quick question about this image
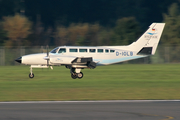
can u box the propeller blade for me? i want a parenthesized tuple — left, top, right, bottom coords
(47, 45, 49, 57)
(46, 45, 49, 66)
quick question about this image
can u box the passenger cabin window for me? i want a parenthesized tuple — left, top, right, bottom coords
(50, 47, 59, 53)
(110, 50, 115, 53)
(98, 49, 103, 53)
(70, 48, 77, 52)
(89, 49, 96, 53)
(58, 48, 66, 53)
(105, 49, 109, 53)
(79, 49, 87, 52)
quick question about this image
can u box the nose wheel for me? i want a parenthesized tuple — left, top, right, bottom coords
(29, 73, 34, 78)
(29, 67, 34, 78)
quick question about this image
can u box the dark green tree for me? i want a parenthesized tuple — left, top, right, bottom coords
(0, 0, 22, 18)
(160, 3, 180, 63)
(162, 3, 180, 45)
(0, 23, 7, 46)
(0, 30, 6, 46)
(111, 17, 141, 45)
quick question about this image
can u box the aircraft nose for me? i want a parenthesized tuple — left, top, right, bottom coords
(15, 57, 22, 63)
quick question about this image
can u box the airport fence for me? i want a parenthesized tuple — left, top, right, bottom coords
(0, 45, 180, 66)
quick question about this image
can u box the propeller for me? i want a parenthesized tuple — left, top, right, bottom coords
(43, 45, 50, 67)
(46, 45, 49, 66)
(43, 45, 53, 69)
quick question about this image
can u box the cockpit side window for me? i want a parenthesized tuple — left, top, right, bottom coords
(50, 47, 59, 53)
(110, 50, 115, 53)
(58, 48, 66, 53)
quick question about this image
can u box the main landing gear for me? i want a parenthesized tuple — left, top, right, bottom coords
(71, 72, 83, 79)
(70, 67, 83, 79)
(29, 67, 34, 78)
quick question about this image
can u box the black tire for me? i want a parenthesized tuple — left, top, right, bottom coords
(77, 72, 83, 79)
(29, 73, 34, 78)
(71, 73, 77, 79)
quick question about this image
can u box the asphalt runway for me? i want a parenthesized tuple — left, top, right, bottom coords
(0, 100, 179, 120)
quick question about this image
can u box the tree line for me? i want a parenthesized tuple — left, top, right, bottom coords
(0, 1, 180, 48)
(0, 15, 142, 47)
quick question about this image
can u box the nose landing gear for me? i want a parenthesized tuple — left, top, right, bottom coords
(29, 67, 34, 78)
(29, 73, 34, 78)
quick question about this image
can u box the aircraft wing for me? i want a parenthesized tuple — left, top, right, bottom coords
(71, 57, 96, 69)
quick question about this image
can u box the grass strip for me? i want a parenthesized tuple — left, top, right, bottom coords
(0, 64, 180, 101)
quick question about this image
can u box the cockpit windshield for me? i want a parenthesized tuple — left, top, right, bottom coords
(50, 47, 59, 53)
(50, 47, 66, 54)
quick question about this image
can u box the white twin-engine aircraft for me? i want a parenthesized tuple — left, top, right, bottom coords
(15, 23, 165, 79)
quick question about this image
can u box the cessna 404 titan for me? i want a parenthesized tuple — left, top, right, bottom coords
(15, 23, 165, 79)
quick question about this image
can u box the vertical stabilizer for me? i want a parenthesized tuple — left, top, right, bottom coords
(129, 23, 165, 55)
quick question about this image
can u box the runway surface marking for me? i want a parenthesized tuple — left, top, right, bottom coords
(140, 113, 174, 120)
(0, 100, 180, 104)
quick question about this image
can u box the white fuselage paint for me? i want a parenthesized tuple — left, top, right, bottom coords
(21, 46, 145, 66)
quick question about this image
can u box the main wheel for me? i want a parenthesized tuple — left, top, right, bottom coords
(29, 73, 34, 78)
(71, 73, 77, 79)
(77, 72, 83, 79)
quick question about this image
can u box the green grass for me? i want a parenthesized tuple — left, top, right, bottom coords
(0, 64, 180, 101)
